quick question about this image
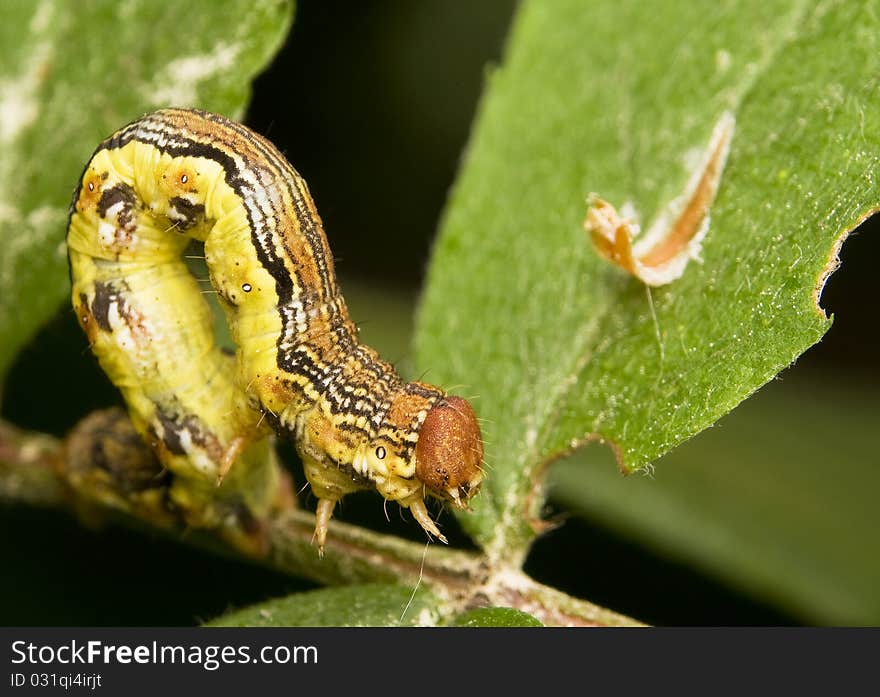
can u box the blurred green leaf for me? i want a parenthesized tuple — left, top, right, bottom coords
(550, 376, 880, 625)
(415, 0, 878, 555)
(206, 583, 438, 627)
(341, 277, 417, 376)
(450, 607, 543, 627)
(0, 0, 293, 385)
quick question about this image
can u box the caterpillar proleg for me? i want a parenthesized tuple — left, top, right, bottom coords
(67, 108, 484, 553)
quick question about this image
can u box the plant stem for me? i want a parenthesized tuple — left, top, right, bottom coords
(0, 417, 640, 626)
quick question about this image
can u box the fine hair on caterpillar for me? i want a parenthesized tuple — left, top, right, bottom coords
(67, 108, 484, 554)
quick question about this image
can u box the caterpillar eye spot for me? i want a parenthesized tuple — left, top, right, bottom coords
(375, 446, 386, 460)
(242, 283, 252, 292)
(87, 182, 95, 192)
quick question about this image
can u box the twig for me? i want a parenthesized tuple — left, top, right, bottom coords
(0, 416, 641, 626)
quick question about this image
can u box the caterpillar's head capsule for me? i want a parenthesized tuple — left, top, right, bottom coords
(415, 396, 484, 508)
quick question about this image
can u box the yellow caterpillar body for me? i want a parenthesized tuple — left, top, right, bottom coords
(67, 141, 280, 550)
(67, 108, 483, 552)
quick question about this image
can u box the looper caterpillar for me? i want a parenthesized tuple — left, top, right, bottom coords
(67, 108, 484, 553)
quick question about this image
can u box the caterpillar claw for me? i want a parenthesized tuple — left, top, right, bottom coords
(216, 434, 248, 485)
(409, 498, 447, 544)
(314, 497, 337, 557)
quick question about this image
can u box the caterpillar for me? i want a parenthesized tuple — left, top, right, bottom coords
(67, 108, 484, 554)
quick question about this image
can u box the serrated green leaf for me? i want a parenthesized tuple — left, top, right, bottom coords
(549, 375, 880, 625)
(450, 607, 543, 627)
(206, 583, 439, 627)
(415, 0, 878, 556)
(0, 0, 293, 385)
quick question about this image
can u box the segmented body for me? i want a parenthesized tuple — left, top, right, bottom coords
(68, 109, 483, 551)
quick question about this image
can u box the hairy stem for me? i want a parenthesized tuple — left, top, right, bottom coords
(0, 417, 640, 626)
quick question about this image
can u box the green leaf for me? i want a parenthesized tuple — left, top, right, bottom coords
(549, 375, 880, 625)
(450, 607, 543, 627)
(206, 583, 439, 627)
(0, 0, 294, 385)
(415, 0, 878, 556)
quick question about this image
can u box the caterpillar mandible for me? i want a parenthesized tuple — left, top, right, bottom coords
(67, 108, 484, 554)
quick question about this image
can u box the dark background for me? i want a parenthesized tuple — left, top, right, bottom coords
(1, 1, 876, 626)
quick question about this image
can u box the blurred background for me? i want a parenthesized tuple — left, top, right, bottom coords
(1, 0, 877, 625)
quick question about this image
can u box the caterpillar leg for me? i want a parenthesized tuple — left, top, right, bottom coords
(216, 434, 248, 484)
(409, 498, 448, 544)
(300, 451, 363, 556)
(313, 497, 337, 557)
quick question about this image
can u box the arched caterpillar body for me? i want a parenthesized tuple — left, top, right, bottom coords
(67, 121, 282, 551)
(67, 108, 483, 552)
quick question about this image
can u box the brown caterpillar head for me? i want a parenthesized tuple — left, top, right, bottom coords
(415, 396, 484, 508)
